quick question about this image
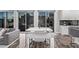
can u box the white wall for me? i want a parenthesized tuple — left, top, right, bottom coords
(61, 10, 79, 20)
(54, 10, 63, 33)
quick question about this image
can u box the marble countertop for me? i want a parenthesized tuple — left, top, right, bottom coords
(26, 27, 53, 32)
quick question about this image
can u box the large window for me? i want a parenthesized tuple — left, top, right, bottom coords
(0, 12, 5, 28)
(47, 12, 54, 31)
(6, 12, 14, 28)
(26, 12, 34, 28)
(38, 11, 46, 27)
(19, 11, 34, 31)
(38, 11, 54, 32)
(0, 12, 14, 28)
(19, 12, 26, 31)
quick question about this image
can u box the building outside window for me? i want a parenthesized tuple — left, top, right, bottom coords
(26, 12, 34, 29)
(19, 12, 26, 31)
(19, 11, 34, 31)
(0, 12, 5, 28)
(38, 11, 54, 32)
(0, 10, 54, 31)
(38, 11, 46, 27)
(6, 12, 14, 28)
(0, 12, 14, 28)
(47, 12, 54, 31)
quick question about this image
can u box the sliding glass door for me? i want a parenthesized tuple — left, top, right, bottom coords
(6, 12, 14, 28)
(47, 12, 54, 31)
(19, 12, 26, 31)
(38, 11, 54, 32)
(26, 12, 34, 29)
(38, 11, 46, 27)
(19, 11, 34, 31)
